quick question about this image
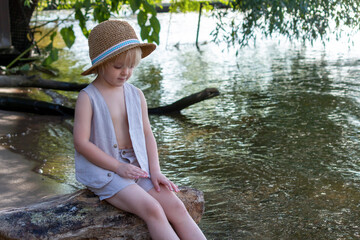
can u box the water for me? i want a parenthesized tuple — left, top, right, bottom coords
(2, 10, 360, 239)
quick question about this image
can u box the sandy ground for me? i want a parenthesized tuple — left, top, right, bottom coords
(0, 110, 75, 210)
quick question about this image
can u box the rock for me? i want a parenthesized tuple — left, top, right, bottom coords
(0, 187, 204, 240)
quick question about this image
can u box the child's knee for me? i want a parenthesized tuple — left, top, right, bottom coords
(174, 198, 187, 214)
(143, 200, 166, 221)
(167, 198, 189, 221)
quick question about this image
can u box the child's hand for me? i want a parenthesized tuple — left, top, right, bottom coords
(116, 163, 149, 180)
(151, 171, 179, 192)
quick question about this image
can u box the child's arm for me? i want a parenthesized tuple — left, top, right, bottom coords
(73, 91, 148, 179)
(138, 89, 179, 192)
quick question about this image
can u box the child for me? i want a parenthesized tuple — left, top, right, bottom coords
(73, 20, 207, 240)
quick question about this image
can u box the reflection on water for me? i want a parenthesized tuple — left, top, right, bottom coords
(2, 10, 360, 239)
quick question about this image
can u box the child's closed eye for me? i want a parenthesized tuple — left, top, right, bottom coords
(114, 65, 134, 69)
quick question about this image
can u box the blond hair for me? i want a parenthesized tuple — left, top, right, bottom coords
(94, 47, 142, 76)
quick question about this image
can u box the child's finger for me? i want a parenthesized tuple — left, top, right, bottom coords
(152, 179, 161, 192)
(138, 170, 149, 178)
(161, 178, 178, 192)
(141, 170, 149, 178)
(162, 179, 174, 192)
(131, 167, 148, 178)
(169, 181, 179, 192)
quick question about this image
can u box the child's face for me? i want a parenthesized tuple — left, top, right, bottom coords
(99, 55, 135, 87)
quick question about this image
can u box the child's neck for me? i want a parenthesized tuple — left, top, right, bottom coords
(93, 77, 125, 91)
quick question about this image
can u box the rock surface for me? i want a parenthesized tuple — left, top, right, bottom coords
(0, 187, 204, 240)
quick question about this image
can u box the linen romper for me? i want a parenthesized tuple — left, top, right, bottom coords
(75, 83, 154, 200)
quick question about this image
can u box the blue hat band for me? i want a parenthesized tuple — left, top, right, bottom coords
(91, 39, 140, 65)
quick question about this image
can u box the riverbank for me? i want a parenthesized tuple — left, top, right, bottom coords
(0, 110, 75, 210)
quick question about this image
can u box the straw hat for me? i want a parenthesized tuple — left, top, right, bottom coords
(81, 20, 156, 76)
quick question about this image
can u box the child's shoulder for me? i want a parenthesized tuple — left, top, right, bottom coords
(125, 82, 143, 95)
(83, 82, 95, 91)
(77, 83, 96, 102)
(124, 82, 136, 89)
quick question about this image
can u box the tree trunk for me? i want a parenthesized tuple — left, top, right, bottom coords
(0, 187, 205, 240)
(8, 0, 38, 59)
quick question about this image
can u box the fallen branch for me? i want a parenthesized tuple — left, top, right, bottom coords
(0, 88, 220, 116)
(0, 75, 87, 91)
(0, 96, 74, 116)
(0, 187, 205, 240)
(149, 88, 220, 114)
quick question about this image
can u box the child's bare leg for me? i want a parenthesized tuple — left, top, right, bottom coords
(106, 184, 179, 240)
(149, 186, 207, 240)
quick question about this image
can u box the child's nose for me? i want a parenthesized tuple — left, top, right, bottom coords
(121, 67, 129, 75)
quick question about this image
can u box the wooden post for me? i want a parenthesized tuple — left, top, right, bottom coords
(196, 2, 203, 50)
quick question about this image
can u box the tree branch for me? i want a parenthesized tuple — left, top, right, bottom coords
(148, 88, 220, 114)
(0, 75, 88, 91)
(0, 88, 220, 116)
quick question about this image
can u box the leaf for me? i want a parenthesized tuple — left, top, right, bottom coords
(42, 48, 59, 66)
(140, 25, 151, 40)
(93, 3, 111, 23)
(81, 26, 91, 38)
(75, 3, 90, 38)
(50, 48, 59, 61)
(45, 42, 53, 52)
(50, 31, 57, 41)
(150, 30, 160, 45)
(60, 26, 75, 49)
(23, 0, 32, 8)
(129, 0, 141, 12)
(150, 16, 161, 34)
(137, 10, 148, 26)
(19, 64, 31, 72)
(142, 1, 156, 15)
(111, 0, 121, 12)
(42, 56, 52, 66)
(83, 0, 91, 11)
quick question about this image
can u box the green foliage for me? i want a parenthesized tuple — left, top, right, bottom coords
(60, 26, 76, 48)
(37, 0, 77, 10)
(211, 0, 360, 49)
(30, 0, 161, 67)
(150, 16, 160, 34)
(74, 0, 91, 37)
(26, 0, 360, 67)
(169, 0, 203, 13)
(6, 0, 149, 69)
(138, 10, 148, 26)
(129, 0, 141, 12)
(42, 32, 59, 66)
(71, 0, 161, 44)
(23, 0, 34, 8)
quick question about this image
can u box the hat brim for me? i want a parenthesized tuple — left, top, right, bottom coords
(81, 43, 156, 76)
